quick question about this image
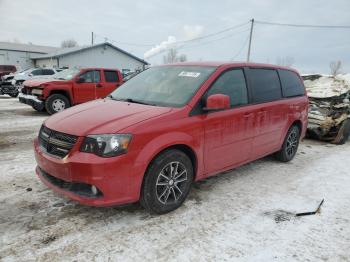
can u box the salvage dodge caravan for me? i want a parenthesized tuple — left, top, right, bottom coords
(34, 62, 308, 214)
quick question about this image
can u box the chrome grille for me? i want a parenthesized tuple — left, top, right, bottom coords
(38, 125, 78, 158)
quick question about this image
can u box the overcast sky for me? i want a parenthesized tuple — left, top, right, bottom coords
(1, 0, 349, 73)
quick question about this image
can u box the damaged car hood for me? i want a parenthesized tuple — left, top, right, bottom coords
(303, 74, 350, 144)
(303, 74, 350, 98)
(23, 78, 65, 87)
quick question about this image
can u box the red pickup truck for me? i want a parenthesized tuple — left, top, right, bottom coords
(19, 68, 124, 114)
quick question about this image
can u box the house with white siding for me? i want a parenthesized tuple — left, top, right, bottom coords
(32, 43, 148, 73)
(0, 42, 58, 70)
(0, 42, 148, 73)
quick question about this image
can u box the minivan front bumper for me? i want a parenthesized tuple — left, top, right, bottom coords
(34, 138, 145, 206)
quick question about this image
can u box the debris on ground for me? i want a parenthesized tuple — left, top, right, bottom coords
(303, 74, 350, 144)
(296, 199, 324, 217)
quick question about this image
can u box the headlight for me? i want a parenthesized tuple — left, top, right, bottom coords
(80, 134, 132, 157)
(31, 88, 43, 95)
(11, 79, 16, 85)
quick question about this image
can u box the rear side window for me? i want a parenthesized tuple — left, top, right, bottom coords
(249, 69, 282, 103)
(79, 70, 101, 83)
(104, 70, 119, 82)
(279, 70, 305, 97)
(207, 69, 248, 107)
(42, 69, 55, 75)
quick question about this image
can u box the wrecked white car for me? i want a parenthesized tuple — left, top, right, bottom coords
(303, 74, 350, 144)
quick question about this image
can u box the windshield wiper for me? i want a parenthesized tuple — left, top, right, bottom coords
(123, 98, 156, 106)
(111, 97, 155, 106)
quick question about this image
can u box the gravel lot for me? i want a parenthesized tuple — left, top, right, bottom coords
(0, 96, 350, 261)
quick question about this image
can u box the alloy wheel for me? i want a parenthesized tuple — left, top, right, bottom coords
(156, 161, 188, 205)
(286, 129, 298, 158)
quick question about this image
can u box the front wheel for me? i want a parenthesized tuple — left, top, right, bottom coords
(141, 149, 193, 214)
(32, 103, 45, 112)
(45, 94, 70, 115)
(275, 125, 300, 162)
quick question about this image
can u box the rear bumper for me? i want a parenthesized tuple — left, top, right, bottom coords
(18, 93, 44, 109)
(34, 138, 145, 206)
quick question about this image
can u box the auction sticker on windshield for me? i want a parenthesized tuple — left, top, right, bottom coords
(178, 71, 201, 78)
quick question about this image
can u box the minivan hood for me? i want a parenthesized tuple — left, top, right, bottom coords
(44, 99, 172, 136)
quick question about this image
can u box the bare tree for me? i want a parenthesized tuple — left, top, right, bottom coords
(276, 56, 295, 67)
(330, 60, 342, 76)
(61, 39, 78, 48)
(163, 49, 187, 64)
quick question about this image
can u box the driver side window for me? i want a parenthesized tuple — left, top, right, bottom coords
(206, 69, 248, 107)
(79, 70, 101, 83)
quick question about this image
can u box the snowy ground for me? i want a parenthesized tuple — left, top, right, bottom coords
(0, 96, 350, 262)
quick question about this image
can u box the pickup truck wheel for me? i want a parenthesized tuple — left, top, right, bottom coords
(45, 94, 70, 115)
(140, 149, 193, 214)
(275, 125, 300, 162)
(32, 103, 45, 112)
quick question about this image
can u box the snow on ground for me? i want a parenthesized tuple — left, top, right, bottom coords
(0, 95, 350, 261)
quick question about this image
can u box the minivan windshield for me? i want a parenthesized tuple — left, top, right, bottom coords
(53, 68, 80, 80)
(109, 66, 216, 107)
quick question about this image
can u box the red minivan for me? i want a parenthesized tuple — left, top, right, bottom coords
(34, 62, 308, 214)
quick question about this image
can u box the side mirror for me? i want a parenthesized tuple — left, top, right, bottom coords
(203, 94, 230, 112)
(76, 77, 85, 83)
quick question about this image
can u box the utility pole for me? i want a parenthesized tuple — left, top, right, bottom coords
(247, 18, 254, 62)
(91, 32, 94, 46)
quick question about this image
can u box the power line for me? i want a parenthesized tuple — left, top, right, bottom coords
(175, 21, 250, 44)
(255, 20, 350, 29)
(145, 27, 250, 59)
(179, 28, 251, 50)
(92, 21, 251, 48)
(232, 33, 251, 61)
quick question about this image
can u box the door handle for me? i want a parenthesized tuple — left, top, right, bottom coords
(96, 84, 102, 88)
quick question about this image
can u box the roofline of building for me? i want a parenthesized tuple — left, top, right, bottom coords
(32, 42, 149, 65)
(0, 48, 50, 54)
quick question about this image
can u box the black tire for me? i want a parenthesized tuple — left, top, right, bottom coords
(140, 149, 194, 214)
(275, 125, 300, 162)
(32, 103, 45, 112)
(9, 92, 19, 98)
(45, 94, 70, 115)
(332, 119, 350, 145)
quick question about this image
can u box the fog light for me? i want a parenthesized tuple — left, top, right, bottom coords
(91, 185, 98, 195)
